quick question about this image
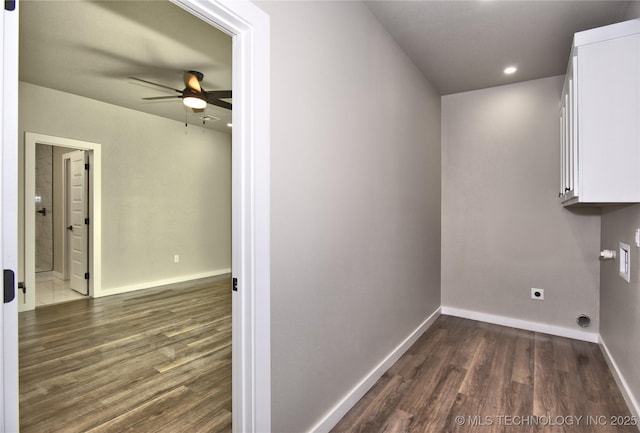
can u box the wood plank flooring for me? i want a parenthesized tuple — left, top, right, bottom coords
(331, 315, 638, 433)
(19, 276, 231, 433)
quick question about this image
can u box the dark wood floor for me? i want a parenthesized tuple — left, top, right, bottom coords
(19, 276, 231, 433)
(332, 315, 638, 433)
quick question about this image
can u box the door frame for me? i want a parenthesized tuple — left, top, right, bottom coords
(24, 133, 100, 311)
(2, 0, 20, 430)
(171, 2, 272, 431)
(4, 1, 271, 431)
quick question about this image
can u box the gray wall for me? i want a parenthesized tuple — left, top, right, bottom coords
(599, 2, 640, 400)
(625, 2, 640, 19)
(34, 143, 53, 271)
(19, 81, 231, 291)
(442, 76, 601, 332)
(600, 205, 640, 411)
(257, 2, 442, 431)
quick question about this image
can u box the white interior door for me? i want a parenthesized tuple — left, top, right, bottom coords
(65, 150, 89, 295)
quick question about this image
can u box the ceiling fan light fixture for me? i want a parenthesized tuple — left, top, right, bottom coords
(183, 95, 207, 110)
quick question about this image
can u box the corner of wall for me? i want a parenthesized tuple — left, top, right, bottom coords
(599, 335, 640, 418)
(308, 308, 441, 433)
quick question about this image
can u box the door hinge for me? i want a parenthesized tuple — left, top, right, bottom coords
(84, 272, 90, 280)
(232, 277, 238, 292)
(85, 163, 90, 170)
(4, 270, 15, 303)
(5, 0, 16, 11)
(85, 217, 90, 225)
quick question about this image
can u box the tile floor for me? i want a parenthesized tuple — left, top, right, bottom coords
(35, 271, 86, 306)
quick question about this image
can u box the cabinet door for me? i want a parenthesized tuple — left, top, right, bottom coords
(560, 98, 566, 197)
(578, 34, 640, 202)
(560, 56, 579, 202)
(568, 80, 574, 194)
(558, 101, 566, 197)
(560, 87, 573, 199)
(570, 55, 579, 195)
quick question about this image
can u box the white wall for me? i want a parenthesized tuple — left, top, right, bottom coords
(19, 81, 231, 292)
(442, 76, 601, 335)
(257, 2, 442, 431)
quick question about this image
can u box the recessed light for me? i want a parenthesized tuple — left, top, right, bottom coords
(504, 66, 517, 75)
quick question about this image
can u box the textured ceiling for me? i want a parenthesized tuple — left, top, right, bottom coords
(365, 1, 635, 95)
(19, 1, 232, 132)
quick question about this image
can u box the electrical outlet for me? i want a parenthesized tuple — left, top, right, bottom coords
(174, 255, 180, 263)
(531, 288, 544, 300)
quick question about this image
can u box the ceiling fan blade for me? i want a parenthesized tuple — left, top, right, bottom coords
(184, 71, 202, 93)
(204, 90, 232, 99)
(129, 76, 182, 94)
(206, 98, 232, 110)
(142, 95, 182, 101)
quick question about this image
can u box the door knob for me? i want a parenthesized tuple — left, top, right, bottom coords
(67, 225, 73, 231)
(37, 208, 47, 216)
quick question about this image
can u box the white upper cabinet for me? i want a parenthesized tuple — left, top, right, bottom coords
(560, 19, 640, 206)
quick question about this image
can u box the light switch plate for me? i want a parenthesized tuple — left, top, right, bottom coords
(619, 242, 631, 283)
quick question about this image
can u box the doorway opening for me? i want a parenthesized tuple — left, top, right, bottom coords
(30, 144, 90, 307)
(4, 1, 270, 431)
(23, 133, 101, 312)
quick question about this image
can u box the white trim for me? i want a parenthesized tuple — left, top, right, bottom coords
(309, 308, 442, 433)
(441, 306, 599, 343)
(574, 18, 640, 47)
(24, 132, 102, 310)
(599, 336, 640, 418)
(171, 2, 271, 432)
(95, 269, 232, 297)
(0, 8, 5, 429)
(2, 2, 21, 430)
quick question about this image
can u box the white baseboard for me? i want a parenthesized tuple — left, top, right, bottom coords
(94, 268, 231, 297)
(441, 306, 598, 343)
(599, 336, 640, 418)
(308, 307, 442, 433)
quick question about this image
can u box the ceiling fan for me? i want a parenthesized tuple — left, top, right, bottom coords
(129, 70, 231, 112)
